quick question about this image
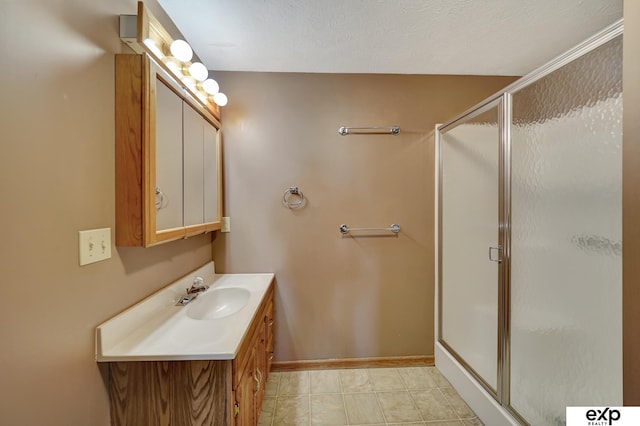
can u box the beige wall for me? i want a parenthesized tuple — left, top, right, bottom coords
(212, 72, 516, 362)
(623, 0, 640, 404)
(0, 1, 214, 425)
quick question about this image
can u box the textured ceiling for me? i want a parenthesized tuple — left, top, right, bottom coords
(157, 0, 622, 76)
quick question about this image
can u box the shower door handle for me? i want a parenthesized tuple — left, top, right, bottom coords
(489, 245, 503, 263)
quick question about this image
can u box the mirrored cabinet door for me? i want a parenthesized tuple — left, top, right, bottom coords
(203, 121, 220, 226)
(183, 102, 206, 228)
(183, 101, 222, 234)
(155, 80, 184, 232)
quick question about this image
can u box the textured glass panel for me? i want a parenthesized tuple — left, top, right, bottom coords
(510, 36, 622, 425)
(441, 105, 500, 390)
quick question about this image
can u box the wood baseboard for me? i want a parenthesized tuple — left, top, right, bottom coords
(271, 355, 434, 372)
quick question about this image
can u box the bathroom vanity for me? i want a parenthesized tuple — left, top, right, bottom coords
(96, 262, 274, 425)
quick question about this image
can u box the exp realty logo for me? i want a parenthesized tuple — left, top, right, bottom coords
(585, 408, 620, 425)
(567, 407, 639, 426)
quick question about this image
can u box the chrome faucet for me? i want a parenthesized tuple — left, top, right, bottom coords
(175, 276, 209, 306)
(187, 276, 209, 294)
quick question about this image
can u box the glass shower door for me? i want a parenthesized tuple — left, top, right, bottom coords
(509, 35, 623, 425)
(439, 99, 503, 394)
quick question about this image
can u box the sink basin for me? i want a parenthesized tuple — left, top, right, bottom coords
(187, 288, 251, 320)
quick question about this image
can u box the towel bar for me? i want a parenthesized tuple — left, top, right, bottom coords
(339, 223, 400, 235)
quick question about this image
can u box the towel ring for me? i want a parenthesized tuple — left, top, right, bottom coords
(282, 186, 304, 209)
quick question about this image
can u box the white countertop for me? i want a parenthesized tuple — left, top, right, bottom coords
(95, 262, 274, 362)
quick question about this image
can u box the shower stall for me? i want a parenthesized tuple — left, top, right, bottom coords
(436, 20, 623, 426)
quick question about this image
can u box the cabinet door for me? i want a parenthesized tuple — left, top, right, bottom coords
(203, 120, 220, 226)
(235, 357, 256, 426)
(265, 302, 274, 375)
(255, 328, 266, 413)
(184, 102, 221, 233)
(154, 79, 184, 232)
(182, 102, 205, 228)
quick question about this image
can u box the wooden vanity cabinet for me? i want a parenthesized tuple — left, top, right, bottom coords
(107, 283, 274, 426)
(115, 53, 223, 247)
(232, 286, 273, 425)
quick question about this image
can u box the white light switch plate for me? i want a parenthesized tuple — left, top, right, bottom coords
(221, 217, 230, 233)
(79, 227, 112, 266)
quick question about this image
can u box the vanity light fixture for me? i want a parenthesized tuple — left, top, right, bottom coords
(201, 79, 220, 95)
(164, 57, 182, 77)
(181, 76, 198, 92)
(170, 39, 193, 62)
(188, 62, 209, 82)
(213, 92, 228, 107)
(119, 2, 228, 118)
(143, 38, 164, 60)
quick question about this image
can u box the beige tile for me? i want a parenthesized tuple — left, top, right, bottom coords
(410, 389, 458, 421)
(310, 393, 348, 425)
(398, 367, 439, 390)
(339, 369, 373, 393)
(428, 368, 452, 388)
(310, 369, 342, 394)
(440, 387, 475, 419)
(387, 423, 427, 426)
(344, 392, 385, 424)
(267, 371, 282, 382)
(264, 372, 281, 397)
(263, 368, 478, 426)
(257, 397, 276, 426)
(368, 368, 406, 391)
(388, 423, 427, 426)
(279, 371, 310, 395)
(377, 391, 423, 423)
(273, 395, 310, 425)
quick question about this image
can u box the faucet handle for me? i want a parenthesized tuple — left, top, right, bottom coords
(186, 276, 207, 295)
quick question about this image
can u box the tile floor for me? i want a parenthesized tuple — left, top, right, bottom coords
(257, 366, 483, 426)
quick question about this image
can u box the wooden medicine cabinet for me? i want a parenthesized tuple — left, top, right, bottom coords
(115, 53, 223, 247)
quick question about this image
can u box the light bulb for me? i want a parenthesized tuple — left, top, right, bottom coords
(170, 39, 193, 62)
(181, 76, 197, 92)
(213, 92, 228, 107)
(188, 62, 208, 82)
(165, 59, 183, 77)
(202, 79, 219, 95)
(143, 38, 164, 59)
(165, 58, 183, 78)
